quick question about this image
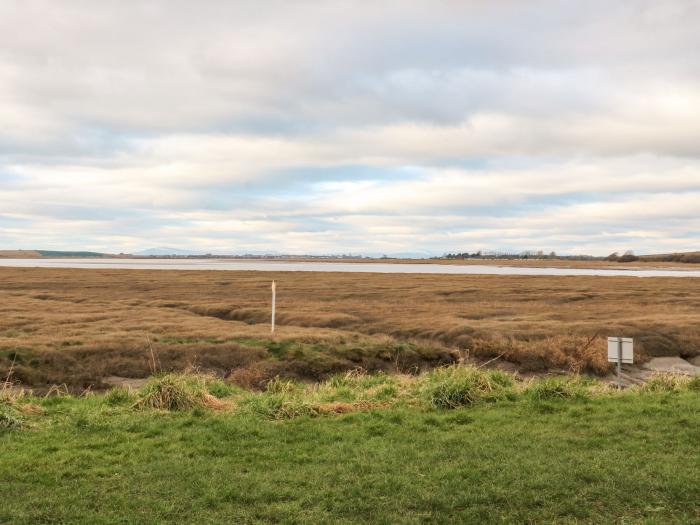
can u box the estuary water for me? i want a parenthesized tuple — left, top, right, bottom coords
(1, 258, 699, 277)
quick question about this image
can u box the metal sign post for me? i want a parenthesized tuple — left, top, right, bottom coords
(607, 337, 633, 388)
(271, 280, 276, 334)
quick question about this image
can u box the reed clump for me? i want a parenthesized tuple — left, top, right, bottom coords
(0, 392, 25, 430)
(1, 370, 27, 429)
(638, 373, 698, 393)
(524, 375, 596, 401)
(420, 366, 516, 409)
(132, 373, 228, 411)
(242, 370, 403, 419)
(103, 386, 136, 406)
(0, 407, 23, 430)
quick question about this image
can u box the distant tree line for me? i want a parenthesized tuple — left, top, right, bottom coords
(439, 250, 562, 260)
(605, 250, 639, 263)
(639, 252, 700, 264)
(606, 250, 700, 264)
(437, 249, 700, 264)
(441, 251, 483, 259)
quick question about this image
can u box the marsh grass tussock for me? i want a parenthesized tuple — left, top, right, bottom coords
(241, 369, 404, 419)
(524, 375, 597, 401)
(0, 407, 24, 430)
(688, 375, 700, 391)
(0, 391, 25, 430)
(103, 386, 136, 406)
(638, 372, 700, 393)
(421, 366, 516, 409)
(132, 373, 228, 411)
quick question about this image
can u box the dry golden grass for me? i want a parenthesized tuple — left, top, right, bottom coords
(0, 267, 699, 388)
(0, 250, 41, 258)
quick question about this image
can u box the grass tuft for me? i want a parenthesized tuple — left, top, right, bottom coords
(133, 373, 226, 411)
(640, 373, 697, 393)
(242, 393, 318, 420)
(688, 375, 700, 392)
(242, 370, 398, 419)
(0, 405, 24, 430)
(206, 378, 241, 399)
(524, 375, 594, 401)
(103, 386, 136, 406)
(265, 376, 302, 396)
(421, 366, 515, 409)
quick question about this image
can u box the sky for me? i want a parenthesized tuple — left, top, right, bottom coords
(1, 1, 699, 256)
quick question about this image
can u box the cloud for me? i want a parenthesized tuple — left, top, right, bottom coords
(0, 1, 699, 254)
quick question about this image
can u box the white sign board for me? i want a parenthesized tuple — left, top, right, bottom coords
(607, 337, 633, 364)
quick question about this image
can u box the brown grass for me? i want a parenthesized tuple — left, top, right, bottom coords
(0, 250, 42, 258)
(0, 267, 699, 389)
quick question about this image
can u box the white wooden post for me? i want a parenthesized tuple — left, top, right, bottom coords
(271, 280, 276, 334)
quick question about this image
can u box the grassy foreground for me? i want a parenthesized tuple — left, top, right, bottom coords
(2, 369, 700, 524)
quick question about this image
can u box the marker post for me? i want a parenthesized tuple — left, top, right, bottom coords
(271, 280, 276, 334)
(616, 338, 622, 388)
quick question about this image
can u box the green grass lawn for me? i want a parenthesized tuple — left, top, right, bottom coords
(2, 389, 700, 524)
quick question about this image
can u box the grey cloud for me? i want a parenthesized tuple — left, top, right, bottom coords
(2, 1, 699, 137)
(0, 1, 699, 254)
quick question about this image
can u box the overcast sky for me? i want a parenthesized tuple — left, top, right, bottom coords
(1, 1, 699, 256)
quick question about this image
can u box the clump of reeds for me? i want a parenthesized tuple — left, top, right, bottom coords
(206, 378, 242, 399)
(103, 386, 136, 406)
(0, 388, 25, 430)
(0, 358, 27, 430)
(0, 386, 24, 406)
(241, 376, 316, 419)
(688, 375, 700, 392)
(265, 376, 302, 396)
(132, 373, 227, 411)
(0, 408, 24, 430)
(420, 366, 516, 409)
(244, 395, 320, 420)
(241, 370, 400, 420)
(639, 373, 698, 393)
(316, 369, 401, 403)
(524, 375, 595, 401)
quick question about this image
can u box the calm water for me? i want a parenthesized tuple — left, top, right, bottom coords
(0, 258, 699, 277)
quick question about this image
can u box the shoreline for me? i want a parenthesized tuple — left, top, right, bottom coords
(1, 257, 699, 277)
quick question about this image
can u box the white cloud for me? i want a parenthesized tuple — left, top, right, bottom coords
(0, 1, 699, 254)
